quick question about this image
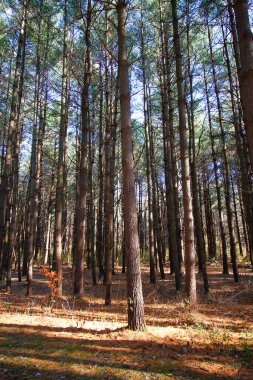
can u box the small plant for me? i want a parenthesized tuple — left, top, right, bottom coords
(41, 267, 59, 308)
(40, 267, 72, 314)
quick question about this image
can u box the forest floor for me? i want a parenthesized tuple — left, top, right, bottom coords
(0, 263, 252, 380)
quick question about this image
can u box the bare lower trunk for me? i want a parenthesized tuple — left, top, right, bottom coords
(0, 5, 26, 279)
(96, 62, 104, 276)
(53, 0, 69, 296)
(140, 11, 156, 283)
(117, 0, 145, 330)
(73, 0, 92, 298)
(171, 0, 196, 302)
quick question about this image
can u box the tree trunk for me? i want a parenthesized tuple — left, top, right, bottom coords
(0, 4, 27, 279)
(73, 0, 92, 298)
(140, 9, 156, 284)
(95, 61, 104, 276)
(88, 109, 96, 286)
(27, 3, 43, 295)
(222, 16, 253, 260)
(186, 0, 208, 292)
(204, 68, 229, 275)
(203, 168, 217, 260)
(207, 17, 239, 282)
(233, 0, 253, 171)
(53, 0, 69, 296)
(104, 9, 116, 303)
(117, 0, 145, 330)
(171, 0, 196, 302)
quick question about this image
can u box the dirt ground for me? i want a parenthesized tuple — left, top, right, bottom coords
(0, 263, 252, 379)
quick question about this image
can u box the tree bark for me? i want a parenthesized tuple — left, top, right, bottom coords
(95, 61, 104, 276)
(0, 4, 27, 279)
(233, 0, 253, 171)
(140, 8, 156, 284)
(117, 0, 145, 330)
(171, 0, 197, 302)
(53, 0, 69, 296)
(73, 0, 92, 298)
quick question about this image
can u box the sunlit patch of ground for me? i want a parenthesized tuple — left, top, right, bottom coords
(0, 263, 252, 379)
